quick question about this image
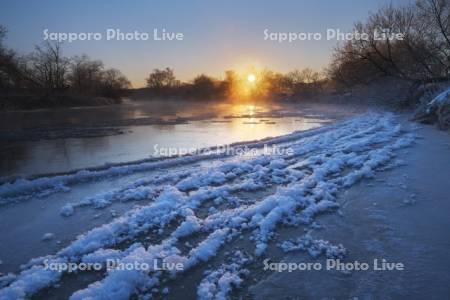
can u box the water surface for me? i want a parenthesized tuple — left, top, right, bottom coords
(0, 99, 362, 177)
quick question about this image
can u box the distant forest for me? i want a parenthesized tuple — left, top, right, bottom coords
(0, 26, 131, 109)
(138, 67, 325, 100)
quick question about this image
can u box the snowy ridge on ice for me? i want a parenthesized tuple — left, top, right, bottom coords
(0, 113, 417, 300)
(197, 251, 251, 300)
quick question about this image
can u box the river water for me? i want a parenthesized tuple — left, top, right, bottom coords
(0, 99, 363, 177)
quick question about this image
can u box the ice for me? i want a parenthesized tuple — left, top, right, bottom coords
(269, 158, 286, 169)
(0, 120, 342, 203)
(41, 233, 55, 241)
(197, 251, 250, 300)
(0, 274, 16, 289)
(60, 204, 74, 217)
(70, 243, 176, 300)
(427, 86, 450, 110)
(81, 243, 142, 265)
(171, 212, 202, 239)
(0, 258, 66, 300)
(0, 113, 418, 299)
(176, 171, 227, 191)
(59, 186, 186, 258)
(280, 234, 346, 258)
(185, 228, 229, 268)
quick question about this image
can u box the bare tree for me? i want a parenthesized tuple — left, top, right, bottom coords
(328, 0, 450, 87)
(146, 67, 178, 90)
(67, 55, 103, 93)
(27, 41, 69, 91)
(101, 68, 131, 92)
(0, 25, 25, 90)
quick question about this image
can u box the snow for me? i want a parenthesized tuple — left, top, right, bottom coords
(427, 86, 450, 110)
(70, 244, 172, 300)
(185, 228, 229, 268)
(171, 212, 202, 239)
(176, 171, 227, 191)
(81, 243, 142, 265)
(0, 258, 66, 300)
(0, 274, 15, 289)
(0, 120, 339, 203)
(41, 233, 55, 241)
(280, 234, 346, 258)
(60, 204, 74, 217)
(269, 158, 286, 169)
(59, 186, 186, 258)
(197, 251, 250, 300)
(0, 112, 418, 300)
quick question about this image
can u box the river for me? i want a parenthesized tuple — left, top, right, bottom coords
(0, 99, 363, 177)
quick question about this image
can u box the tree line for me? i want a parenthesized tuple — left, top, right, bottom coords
(0, 26, 130, 101)
(142, 67, 325, 100)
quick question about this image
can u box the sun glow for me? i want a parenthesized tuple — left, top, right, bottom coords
(226, 65, 269, 100)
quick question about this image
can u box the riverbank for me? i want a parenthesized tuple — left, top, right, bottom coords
(0, 93, 122, 111)
(0, 111, 425, 299)
(249, 116, 450, 299)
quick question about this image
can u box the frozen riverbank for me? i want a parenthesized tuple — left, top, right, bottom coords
(0, 111, 426, 300)
(250, 117, 450, 299)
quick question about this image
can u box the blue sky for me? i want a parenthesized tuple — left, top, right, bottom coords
(0, 0, 410, 87)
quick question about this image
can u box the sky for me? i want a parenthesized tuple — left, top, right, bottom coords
(0, 0, 410, 88)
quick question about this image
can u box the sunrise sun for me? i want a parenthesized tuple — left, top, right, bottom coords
(247, 73, 256, 83)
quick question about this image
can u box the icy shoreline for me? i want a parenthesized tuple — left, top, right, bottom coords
(250, 117, 450, 299)
(0, 112, 419, 300)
